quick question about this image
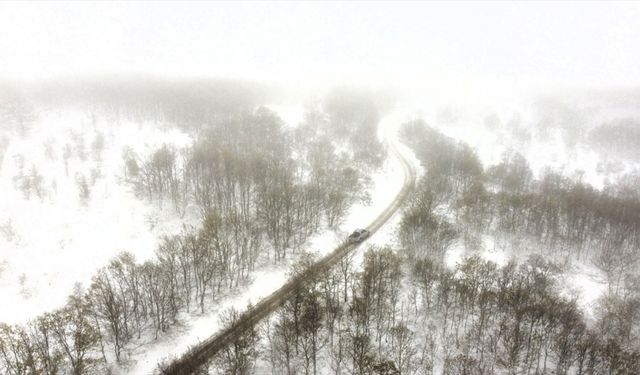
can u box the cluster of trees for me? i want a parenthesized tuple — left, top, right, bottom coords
(126, 106, 375, 258)
(398, 120, 486, 255)
(0, 134, 9, 170)
(203, 247, 406, 375)
(0, 295, 101, 375)
(206, 247, 639, 375)
(11, 158, 46, 200)
(393, 119, 640, 372)
(321, 88, 387, 169)
(293, 92, 384, 226)
(2, 99, 106, 204)
(84, 210, 272, 367)
(407, 255, 640, 374)
(1, 86, 43, 196)
(10, 142, 102, 205)
(530, 94, 640, 162)
(1, 211, 280, 374)
(400, 120, 640, 296)
(400, 121, 484, 209)
(408, 255, 639, 374)
(532, 97, 586, 149)
(489, 170, 640, 292)
(588, 119, 640, 162)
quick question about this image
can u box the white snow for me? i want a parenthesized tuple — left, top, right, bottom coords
(0, 110, 194, 324)
(445, 235, 511, 269)
(560, 262, 608, 321)
(264, 104, 305, 129)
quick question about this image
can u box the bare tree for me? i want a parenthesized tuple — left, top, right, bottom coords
(213, 307, 258, 375)
(50, 296, 101, 375)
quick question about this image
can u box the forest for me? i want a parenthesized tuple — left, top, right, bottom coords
(0, 83, 385, 374)
(198, 121, 640, 374)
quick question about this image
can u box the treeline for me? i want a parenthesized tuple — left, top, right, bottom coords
(125, 105, 373, 256)
(0, 215, 262, 375)
(588, 119, 640, 162)
(32, 78, 272, 131)
(0, 78, 268, 150)
(205, 247, 639, 375)
(530, 94, 640, 160)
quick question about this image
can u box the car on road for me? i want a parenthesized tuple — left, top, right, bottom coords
(348, 228, 370, 243)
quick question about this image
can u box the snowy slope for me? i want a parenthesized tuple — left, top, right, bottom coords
(0, 110, 195, 324)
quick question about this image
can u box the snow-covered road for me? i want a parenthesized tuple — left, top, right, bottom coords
(123, 112, 421, 374)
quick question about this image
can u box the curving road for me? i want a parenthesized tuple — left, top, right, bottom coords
(160, 123, 416, 375)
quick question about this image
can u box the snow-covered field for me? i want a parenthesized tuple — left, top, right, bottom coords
(0, 110, 195, 324)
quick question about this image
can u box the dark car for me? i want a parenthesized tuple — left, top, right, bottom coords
(348, 228, 370, 243)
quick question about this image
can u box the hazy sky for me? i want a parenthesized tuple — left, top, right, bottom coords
(1, 1, 639, 93)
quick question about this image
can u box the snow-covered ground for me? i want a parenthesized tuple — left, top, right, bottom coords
(560, 262, 608, 321)
(445, 233, 608, 321)
(0, 110, 195, 324)
(445, 235, 510, 270)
